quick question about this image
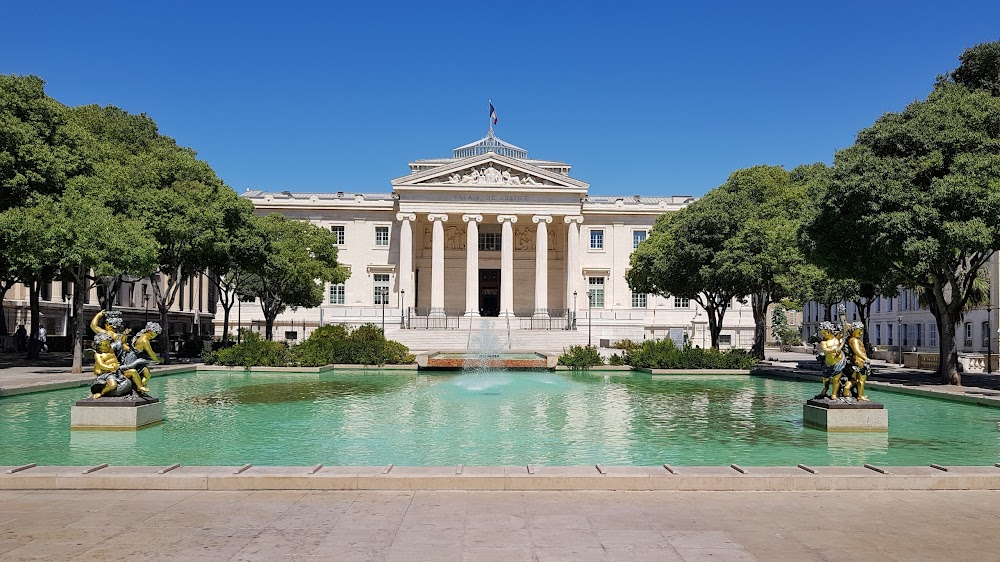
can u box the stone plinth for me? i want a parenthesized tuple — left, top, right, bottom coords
(71, 397, 163, 430)
(803, 398, 887, 432)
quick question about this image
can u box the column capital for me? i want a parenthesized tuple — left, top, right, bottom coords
(395, 212, 416, 222)
(427, 213, 449, 222)
(532, 215, 553, 224)
(563, 215, 584, 224)
(497, 215, 518, 224)
(462, 214, 483, 223)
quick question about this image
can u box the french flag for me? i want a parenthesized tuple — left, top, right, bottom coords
(489, 101, 497, 125)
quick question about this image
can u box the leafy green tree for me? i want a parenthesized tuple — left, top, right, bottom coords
(0, 75, 86, 211)
(0, 75, 87, 341)
(243, 213, 348, 340)
(206, 199, 266, 347)
(715, 165, 814, 359)
(0, 197, 65, 358)
(804, 43, 1000, 384)
(69, 105, 246, 362)
(627, 190, 745, 348)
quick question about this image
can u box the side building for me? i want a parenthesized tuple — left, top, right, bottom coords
(233, 132, 758, 348)
(800, 254, 1000, 371)
(1, 274, 217, 352)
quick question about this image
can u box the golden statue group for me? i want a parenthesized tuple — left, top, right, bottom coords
(814, 306, 872, 402)
(90, 310, 161, 399)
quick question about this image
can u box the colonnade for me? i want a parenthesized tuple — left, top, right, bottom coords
(395, 213, 584, 317)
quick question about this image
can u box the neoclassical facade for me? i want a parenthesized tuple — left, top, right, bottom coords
(239, 133, 757, 346)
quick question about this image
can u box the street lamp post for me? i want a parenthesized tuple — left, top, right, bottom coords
(143, 293, 150, 324)
(237, 299, 242, 345)
(588, 289, 593, 347)
(897, 315, 903, 367)
(572, 291, 577, 330)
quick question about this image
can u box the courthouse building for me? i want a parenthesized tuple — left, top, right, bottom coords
(238, 131, 758, 347)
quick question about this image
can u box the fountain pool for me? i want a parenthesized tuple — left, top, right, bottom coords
(2, 369, 1000, 467)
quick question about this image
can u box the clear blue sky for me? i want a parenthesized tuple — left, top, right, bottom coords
(3, 1, 998, 196)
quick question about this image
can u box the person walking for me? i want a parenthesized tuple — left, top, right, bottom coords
(14, 324, 27, 352)
(37, 325, 48, 352)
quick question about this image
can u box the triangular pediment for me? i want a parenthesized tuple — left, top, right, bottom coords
(391, 152, 588, 191)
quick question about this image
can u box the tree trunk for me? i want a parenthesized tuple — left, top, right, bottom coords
(71, 276, 86, 374)
(704, 303, 727, 350)
(221, 304, 232, 346)
(264, 312, 275, 341)
(937, 316, 961, 385)
(750, 290, 769, 359)
(26, 281, 41, 360)
(159, 305, 172, 364)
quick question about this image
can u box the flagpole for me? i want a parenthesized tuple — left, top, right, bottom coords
(488, 99, 493, 137)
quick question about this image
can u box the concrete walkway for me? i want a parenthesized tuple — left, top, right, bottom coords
(0, 489, 996, 561)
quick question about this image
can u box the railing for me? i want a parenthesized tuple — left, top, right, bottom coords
(514, 309, 573, 330)
(407, 308, 461, 329)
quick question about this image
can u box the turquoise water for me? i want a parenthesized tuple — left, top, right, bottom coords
(2, 370, 1000, 466)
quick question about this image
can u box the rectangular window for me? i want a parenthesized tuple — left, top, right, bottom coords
(984, 321, 991, 348)
(674, 296, 690, 308)
(875, 298, 881, 313)
(478, 231, 501, 251)
(902, 324, 909, 346)
(965, 322, 973, 340)
(719, 334, 732, 346)
(887, 323, 894, 346)
(887, 297, 892, 312)
(590, 229, 604, 250)
(375, 226, 389, 247)
(329, 282, 345, 305)
(875, 324, 882, 345)
(929, 323, 938, 347)
(588, 277, 604, 308)
(631, 292, 647, 308)
(373, 274, 390, 305)
(330, 225, 345, 245)
(632, 230, 646, 249)
(916, 323, 924, 347)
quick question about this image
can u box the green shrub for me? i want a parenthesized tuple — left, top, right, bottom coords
(610, 339, 638, 350)
(289, 323, 413, 366)
(558, 345, 605, 369)
(624, 338, 758, 370)
(211, 332, 291, 369)
(608, 352, 626, 366)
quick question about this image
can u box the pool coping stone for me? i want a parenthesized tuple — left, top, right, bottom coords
(4, 464, 1000, 491)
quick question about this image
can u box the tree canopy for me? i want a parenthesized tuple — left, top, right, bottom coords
(627, 189, 745, 348)
(802, 41, 1000, 383)
(243, 213, 349, 340)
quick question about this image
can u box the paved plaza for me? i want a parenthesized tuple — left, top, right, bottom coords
(1, 489, 998, 561)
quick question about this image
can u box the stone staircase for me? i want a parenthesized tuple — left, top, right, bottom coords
(385, 326, 589, 354)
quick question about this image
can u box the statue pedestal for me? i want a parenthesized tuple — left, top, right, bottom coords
(71, 397, 163, 430)
(803, 398, 887, 432)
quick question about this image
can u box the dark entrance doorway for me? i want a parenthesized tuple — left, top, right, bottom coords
(479, 269, 500, 317)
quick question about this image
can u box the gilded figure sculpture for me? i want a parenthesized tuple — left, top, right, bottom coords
(845, 321, 871, 400)
(89, 310, 160, 399)
(813, 304, 874, 402)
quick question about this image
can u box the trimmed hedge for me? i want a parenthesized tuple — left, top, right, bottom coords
(202, 323, 415, 368)
(624, 338, 758, 369)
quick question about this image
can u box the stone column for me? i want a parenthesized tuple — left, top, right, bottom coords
(428, 213, 448, 316)
(564, 216, 583, 312)
(533, 215, 552, 317)
(497, 215, 518, 317)
(463, 214, 483, 316)
(395, 213, 416, 311)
